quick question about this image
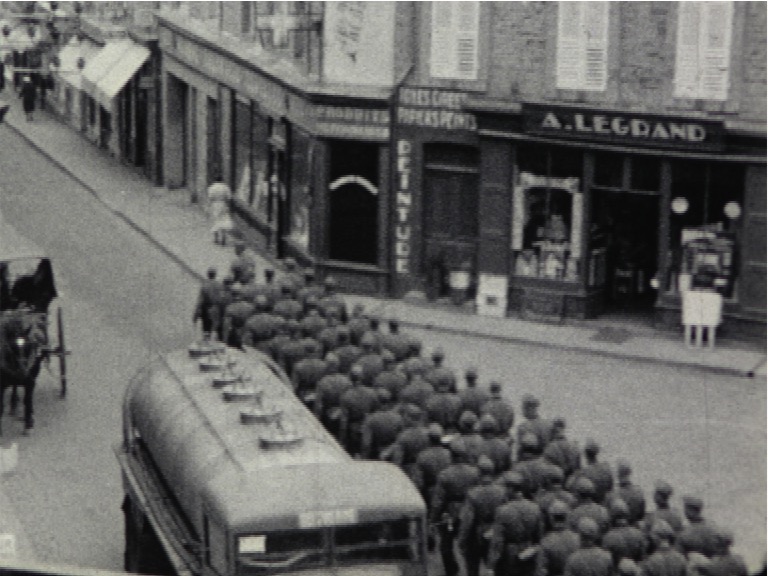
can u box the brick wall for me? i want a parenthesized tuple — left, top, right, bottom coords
(740, 1, 767, 121)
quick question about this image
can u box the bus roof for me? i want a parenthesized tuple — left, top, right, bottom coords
(203, 461, 426, 533)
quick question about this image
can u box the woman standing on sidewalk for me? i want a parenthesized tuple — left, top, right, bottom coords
(19, 76, 36, 121)
(207, 178, 234, 245)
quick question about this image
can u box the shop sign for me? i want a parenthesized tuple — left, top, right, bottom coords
(315, 105, 390, 140)
(397, 87, 477, 132)
(523, 104, 724, 150)
(395, 140, 412, 275)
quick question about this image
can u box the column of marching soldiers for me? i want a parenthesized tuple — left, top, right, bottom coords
(194, 243, 750, 576)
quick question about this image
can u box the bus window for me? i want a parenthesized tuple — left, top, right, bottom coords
(334, 518, 421, 562)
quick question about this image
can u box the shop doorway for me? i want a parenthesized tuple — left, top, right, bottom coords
(328, 140, 379, 265)
(591, 189, 660, 313)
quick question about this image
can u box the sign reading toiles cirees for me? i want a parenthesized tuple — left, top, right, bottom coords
(523, 104, 724, 151)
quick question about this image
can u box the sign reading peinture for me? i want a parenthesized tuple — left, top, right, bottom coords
(397, 87, 477, 132)
(523, 104, 724, 150)
(395, 140, 412, 275)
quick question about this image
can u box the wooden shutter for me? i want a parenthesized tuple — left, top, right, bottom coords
(556, 2, 608, 91)
(582, 3, 608, 91)
(674, 2, 732, 100)
(430, 2, 479, 80)
(556, 2, 583, 90)
(699, 2, 733, 100)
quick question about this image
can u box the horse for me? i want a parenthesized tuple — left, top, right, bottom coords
(0, 310, 48, 435)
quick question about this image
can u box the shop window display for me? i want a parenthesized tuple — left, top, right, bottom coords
(288, 127, 312, 250)
(250, 113, 270, 221)
(667, 161, 743, 299)
(512, 146, 583, 282)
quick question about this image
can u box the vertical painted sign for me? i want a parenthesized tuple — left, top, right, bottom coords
(395, 140, 412, 274)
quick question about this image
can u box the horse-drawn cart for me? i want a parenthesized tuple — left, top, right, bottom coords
(0, 231, 70, 434)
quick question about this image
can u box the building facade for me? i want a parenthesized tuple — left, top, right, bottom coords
(152, 1, 766, 337)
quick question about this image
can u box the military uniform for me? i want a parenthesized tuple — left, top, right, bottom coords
(482, 395, 515, 435)
(373, 368, 408, 399)
(221, 299, 255, 349)
(298, 310, 327, 339)
(360, 408, 404, 460)
(460, 384, 490, 418)
(513, 456, 555, 499)
(489, 494, 544, 576)
(242, 312, 284, 347)
(399, 356, 431, 381)
(318, 323, 343, 354)
(640, 545, 687, 576)
(272, 296, 304, 321)
(193, 274, 224, 335)
(425, 389, 463, 431)
(536, 502, 580, 576)
(412, 441, 452, 503)
(356, 351, 385, 387)
(431, 460, 481, 576)
(339, 383, 379, 455)
(458, 478, 508, 576)
(291, 357, 328, 400)
(568, 502, 611, 537)
(381, 330, 412, 362)
(313, 373, 353, 435)
(608, 485, 646, 527)
(399, 378, 435, 410)
(389, 424, 431, 477)
(563, 545, 614, 576)
(543, 437, 582, 479)
(602, 524, 647, 565)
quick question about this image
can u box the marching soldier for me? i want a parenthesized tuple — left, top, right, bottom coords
(346, 303, 370, 345)
(298, 306, 327, 339)
(399, 374, 435, 411)
(360, 314, 384, 353)
(453, 410, 485, 465)
(193, 267, 224, 338)
(242, 295, 284, 349)
(535, 465, 577, 527)
(333, 326, 363, 374)
(356, 332, 385, 387)
(517, 394, 550, 457)
(291, 343, 328, 405)
(513, 432, 553, 498)
(478, 414, 513, 475)
(458, 456, 508, 576)
(677, 496, 719, 559)
(602, 498, 647, 566)
(481, 382, 515, 436)
(372, 350, 408, 400)
(384, 404, 430, 478)
(642, 481, 684, 546)
(425, 376, 463, 431)
(562, 518, 614, 576)
(317, 311, 343, 354)
(568, 477, 611, 537)
(535, 501, 580, 576)
(313, 353, 351, 436)
(705, 528, 748, 576)
(317, 276, 347, 321)
(221, 284, 255, 349)
(338, 365, 379, 456)
(359, 388, 404, 460)
(568, 439, 613, 504)
(250, 268, 279, 309)
(412, 423, 452, 505)
(543, 417, 582, 479)
(230, 241, 257, 284)
(424, 347, 457, 392)
(459, 367, 489, 417)
(606, 460, 646, 527)
(296, 268, 324, 308)
(640, 520, 688, 576)
(431, 440, 482, 576)
(399, 340, 430, 382)
(380, 317, 412, 362)
(274, 320, 308, 376)
(272, 284, 304, 321)
(488, 471, 544, 576)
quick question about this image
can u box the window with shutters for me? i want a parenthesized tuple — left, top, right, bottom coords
(430, 1, 479, 81)
(673, 2, 733, 101)
(556, 2, 609, 92)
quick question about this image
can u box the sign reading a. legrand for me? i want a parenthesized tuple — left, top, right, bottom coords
(523, 104, 724, 150)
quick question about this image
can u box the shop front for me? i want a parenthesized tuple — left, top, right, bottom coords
(391, 86, 479, 299)
(158, 19, 394, 294)
(469, 101, 766, 337)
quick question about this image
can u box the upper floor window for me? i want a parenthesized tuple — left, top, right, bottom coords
(556, 1, 609, 92)
(430, 1, 479, 81)
(673, 2, 733, 101)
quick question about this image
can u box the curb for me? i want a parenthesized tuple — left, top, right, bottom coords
(5, 117, 764, 379)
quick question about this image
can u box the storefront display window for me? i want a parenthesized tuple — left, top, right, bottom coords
(288, 127, 312, 250)
(250, 112, 270, 220)
(512, 146, 583, 282)
(667, 161, 743, 299)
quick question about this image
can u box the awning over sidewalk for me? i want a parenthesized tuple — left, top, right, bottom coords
(92, 43, 150, 108)
(54, 38, 100, 90)
(81, 40, 131, 107)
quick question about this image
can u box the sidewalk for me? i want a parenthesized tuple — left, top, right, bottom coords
(2, 103, 766, 379)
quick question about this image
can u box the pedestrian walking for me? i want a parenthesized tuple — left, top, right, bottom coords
(19, 75, 36, 121)
(207, 179, 234, 245)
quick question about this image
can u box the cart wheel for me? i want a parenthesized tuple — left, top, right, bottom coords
(57, 307, 67, 398)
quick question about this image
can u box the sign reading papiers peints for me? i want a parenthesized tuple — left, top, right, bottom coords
(395, 140, 412, 275)
(397, 87, 477, 132)
(523, 104, 724, 150)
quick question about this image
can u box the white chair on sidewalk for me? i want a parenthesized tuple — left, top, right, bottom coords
(682, 290, 723, 349)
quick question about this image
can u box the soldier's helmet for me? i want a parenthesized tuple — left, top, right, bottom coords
(609, 498, 630, 521)
(324, 352, 340, 368)
(350, 364, 364, 380)
(376, 387, 392, 404)
(572, 477, 596, 498)
(501, 471, 525, 490)
(477, 455, 495, 476)
(650, 519, 675, 542)
(478, 414, 498, 435)
(548, 500, 570, 523)
(427, 423, 444, 442)
(654, 480, 674, 497)
(431, 347, 445, 361)
(576, 517, 600, 540)
(458, 410, 479, 433)
(465, 366, 478, 379)
(584, 438, 600, 456)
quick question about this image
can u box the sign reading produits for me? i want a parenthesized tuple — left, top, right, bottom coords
(395, 140, 412, 275)
(523, 104, 724, 150)
(315, 105, 390, 141)
(397, 87, 477, 132)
